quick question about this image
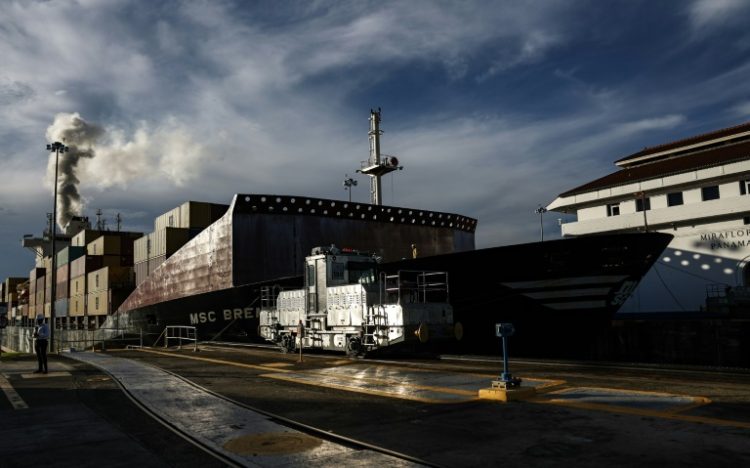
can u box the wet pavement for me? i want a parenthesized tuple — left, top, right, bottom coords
(2, 345, 750, 467)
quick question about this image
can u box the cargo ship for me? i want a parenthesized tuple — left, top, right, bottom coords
(105, 110, 671, 356)
(3, 109, 672, 358)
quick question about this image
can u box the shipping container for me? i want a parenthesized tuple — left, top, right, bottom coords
(155, 206, 181, 231)
(153, 201, 228, 231)
(45, 275, 53, 303)
(72, 229, 102, 247)
(56, 246, 86, 266)
(70, 255, 104, 278)
(29, 267, 45, 283)
(148, 254, 166, 276)
(87, 235, 122, 256)
(5, 278, 25, 304)
(36, 277, 45, 299)
(70, 294, 86, 316)
(56, 263, 70, 282)
(87, 290, 109, 315)
(134, 261, 149, 286)
(55, 298, 69, 317)
(56, 279, 69, 300)
(102, 254, 134, 268)
(157, 227, 190, 258)
(71, 275, 86, 297)
(134, 236, 148, 264)
(88, 266, 133, 293)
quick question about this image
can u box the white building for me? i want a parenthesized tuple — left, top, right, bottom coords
(548, 122, 750, 313)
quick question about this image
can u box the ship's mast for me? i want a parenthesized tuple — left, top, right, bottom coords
(358, 108, 401, 205)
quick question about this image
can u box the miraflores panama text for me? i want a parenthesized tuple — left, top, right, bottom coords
(700, 228, 750, 250)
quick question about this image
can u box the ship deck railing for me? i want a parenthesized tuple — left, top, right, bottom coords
(380, 270, 450, 305)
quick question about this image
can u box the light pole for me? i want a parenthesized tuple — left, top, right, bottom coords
(535, 205, 547, 242)
(343, 174, 357, 202)
(46, 141, 68, 353)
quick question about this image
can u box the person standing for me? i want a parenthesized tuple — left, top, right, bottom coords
(33, 314, 49, 374)
(411, 243, 418, 259)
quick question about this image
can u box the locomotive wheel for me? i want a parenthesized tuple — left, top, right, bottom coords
(346, 337, 362, 357)
(280, 334, 294, 353)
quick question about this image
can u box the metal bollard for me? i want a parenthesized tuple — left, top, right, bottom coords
(493, 323, 521, 389)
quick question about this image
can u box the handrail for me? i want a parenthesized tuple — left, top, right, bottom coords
(164, 325, 198, 352)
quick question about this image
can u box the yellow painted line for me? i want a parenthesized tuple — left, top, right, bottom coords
(260, 362, 295, 368)
(134, 348, 294, 374)
(261, 372, 478, 404)
(543, 385, 710, 414)
(536, 397, 750, 429)
(0, 374, 28, 410)
(530, 386, 750, 429)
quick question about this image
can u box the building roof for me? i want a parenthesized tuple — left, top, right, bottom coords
(615, 120, 750, 166)
(560, 139, 750, 197)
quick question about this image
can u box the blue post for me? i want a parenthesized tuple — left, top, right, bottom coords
(501, 335, 511, 382)
(494, 322, 521, 389)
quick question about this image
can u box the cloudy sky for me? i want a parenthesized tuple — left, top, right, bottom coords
(2, 0, 750, 280)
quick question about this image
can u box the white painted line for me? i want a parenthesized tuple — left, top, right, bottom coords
(0, 374, 28, 410)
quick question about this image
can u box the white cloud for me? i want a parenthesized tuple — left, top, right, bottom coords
(688, 0, 748, 29)
(732, 101, 750, 117)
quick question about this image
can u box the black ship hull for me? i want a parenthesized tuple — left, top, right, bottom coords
(110, 207, 671, 358)
(381, 232, 672, 357)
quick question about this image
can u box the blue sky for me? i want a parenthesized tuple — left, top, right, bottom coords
(2, 0, 750, 281)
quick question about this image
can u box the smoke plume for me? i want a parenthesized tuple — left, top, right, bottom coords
(46, 113, 104, 229)
(45, 113, 205, 229)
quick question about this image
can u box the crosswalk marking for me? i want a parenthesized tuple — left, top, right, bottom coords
(0, 374, 28, 410)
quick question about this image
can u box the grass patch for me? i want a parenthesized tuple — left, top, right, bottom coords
(0, 352, 27, 360)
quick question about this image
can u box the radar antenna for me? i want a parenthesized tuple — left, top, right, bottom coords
(357, 108, 403, 205)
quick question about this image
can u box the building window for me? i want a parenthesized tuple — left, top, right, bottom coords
(95, 297, 99, 309)
(606, 203, 620, 217)
(168, 215, 174, 227)
(95, 274, 99, 289)
(701, 185, 720, 201)
(635, 197, 651, 212)
(667, 192, 684, 207)
(740, 180, 750, 195)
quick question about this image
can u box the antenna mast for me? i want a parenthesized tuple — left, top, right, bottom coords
(357, 108, 402, 205)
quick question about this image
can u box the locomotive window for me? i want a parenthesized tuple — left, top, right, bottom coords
(348, 262, 375, 284)
(332, 262, 345, 280)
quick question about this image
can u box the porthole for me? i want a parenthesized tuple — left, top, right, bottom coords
(261, 196, 267, 202)
(244, 196, 250, 202)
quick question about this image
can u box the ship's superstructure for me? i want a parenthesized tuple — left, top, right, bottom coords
(548, 121, 750, 314)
